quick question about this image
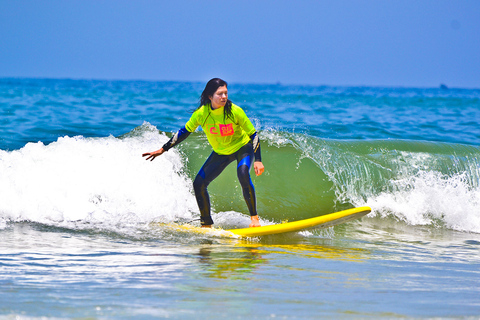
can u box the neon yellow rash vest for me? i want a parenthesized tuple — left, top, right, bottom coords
(185, 103, 256, 155)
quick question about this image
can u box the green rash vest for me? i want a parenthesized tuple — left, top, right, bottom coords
(185, 103, 256, 155)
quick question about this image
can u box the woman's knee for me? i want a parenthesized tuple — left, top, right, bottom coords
(193, 174, 206, 192)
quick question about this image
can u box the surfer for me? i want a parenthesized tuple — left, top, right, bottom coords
(143, 78, 264, 228)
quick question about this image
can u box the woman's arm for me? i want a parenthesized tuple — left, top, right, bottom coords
(142, 127, 191, 161)
(162, 126, 191, 151)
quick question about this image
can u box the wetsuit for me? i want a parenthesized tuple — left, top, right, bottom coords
(162, 103, 262, 225)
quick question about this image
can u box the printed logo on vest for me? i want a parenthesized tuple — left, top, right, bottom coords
(219, 124, 234, 136)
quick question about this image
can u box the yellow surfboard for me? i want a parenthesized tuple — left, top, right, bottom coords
(153, 206, 371, 238)
(227, 206, 371, 237)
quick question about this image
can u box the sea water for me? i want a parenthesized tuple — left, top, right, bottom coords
(1, 78, 480, 319)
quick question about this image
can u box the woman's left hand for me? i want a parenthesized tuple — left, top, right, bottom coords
(254, 161, 264, 176)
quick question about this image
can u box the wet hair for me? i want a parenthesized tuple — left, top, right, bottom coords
(197, 78, 234, 122)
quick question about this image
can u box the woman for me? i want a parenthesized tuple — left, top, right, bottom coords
(143, 78, 264, 228)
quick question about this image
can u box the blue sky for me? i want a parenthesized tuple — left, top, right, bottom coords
(1, 0, 479, 88)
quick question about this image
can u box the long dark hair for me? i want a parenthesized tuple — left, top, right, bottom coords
(197, 78, 234, 122)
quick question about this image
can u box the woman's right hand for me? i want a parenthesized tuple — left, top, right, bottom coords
(142, 148, 165, 161)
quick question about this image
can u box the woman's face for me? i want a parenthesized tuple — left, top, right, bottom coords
(209, 85, 228, 109)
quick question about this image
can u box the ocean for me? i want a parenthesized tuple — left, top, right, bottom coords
(1, 78, 480, 319)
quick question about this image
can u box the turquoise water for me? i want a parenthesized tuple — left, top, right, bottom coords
(1, 78, 480, 318)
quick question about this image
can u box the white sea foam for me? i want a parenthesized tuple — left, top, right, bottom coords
(366, 170, 480, 233)
(0, 124, 199, 229)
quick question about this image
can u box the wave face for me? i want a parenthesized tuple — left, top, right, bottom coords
(2, 123, 479, 233)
